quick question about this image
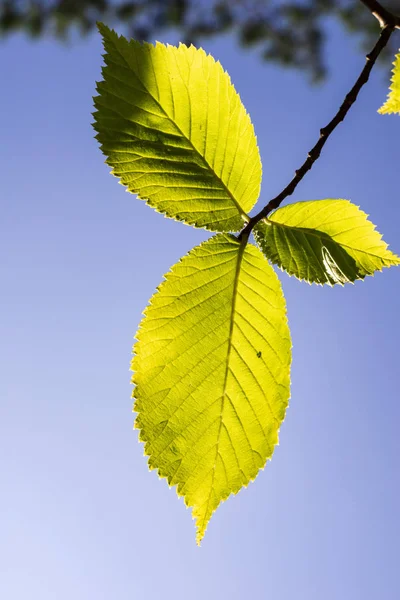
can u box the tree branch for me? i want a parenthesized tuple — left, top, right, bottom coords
(238, 23, 396, 242)
(359, 1, 400, 28)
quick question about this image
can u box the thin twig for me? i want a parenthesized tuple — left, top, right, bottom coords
(359, 0, 400, 28)
(238, 24, 395, 241)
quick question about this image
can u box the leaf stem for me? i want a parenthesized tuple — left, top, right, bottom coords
(238, 23, 395, 242)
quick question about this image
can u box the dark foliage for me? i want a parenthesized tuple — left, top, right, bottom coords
(1, 0, 399, 79)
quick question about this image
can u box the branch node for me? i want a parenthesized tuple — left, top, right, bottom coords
(360, 0, 400, 28)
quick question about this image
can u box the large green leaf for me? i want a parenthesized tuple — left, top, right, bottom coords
(254, 199, 400, 285)
(93, 24, 262, 231)
(378, 50, 400, 115)
(132, 234, 291, 544)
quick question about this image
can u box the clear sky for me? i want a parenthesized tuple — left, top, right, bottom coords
(1, 15, 399, 600)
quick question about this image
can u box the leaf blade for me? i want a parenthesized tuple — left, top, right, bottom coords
(254, 199, 400, 285)
(378, 50, 400, 115)
(132, 234, 291, 543)
(93, 24, 262, 231)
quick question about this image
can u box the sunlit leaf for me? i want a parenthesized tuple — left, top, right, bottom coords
(93, 24, 262, 231)
(378, 50, 400, 115)
(132, 234, 291, 543)
(254, 199, 400, 285)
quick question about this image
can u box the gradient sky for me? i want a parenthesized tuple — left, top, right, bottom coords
(1, 14, 399, 600)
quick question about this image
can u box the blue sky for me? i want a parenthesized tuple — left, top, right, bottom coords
(1, 16, 399, 600)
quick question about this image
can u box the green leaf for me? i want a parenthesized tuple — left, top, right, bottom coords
(254, 199, 400, 285)
(378, 50, 400, 115)
(93, 24, 262, 231)
(132, 234, 291, 544)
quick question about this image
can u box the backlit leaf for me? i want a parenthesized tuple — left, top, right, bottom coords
(93, 24, 262, 231)
(132, 234, 291, 543)
(378, 50, 400, 115)
(254, 199, 400, 285)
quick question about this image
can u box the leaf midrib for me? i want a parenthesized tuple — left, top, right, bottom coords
(199, 236, 247, 538)
(266, 217, 395, 261)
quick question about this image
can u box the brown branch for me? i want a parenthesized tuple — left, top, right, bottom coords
(238, 23, 395, 242)
(359, 0, 400, 28)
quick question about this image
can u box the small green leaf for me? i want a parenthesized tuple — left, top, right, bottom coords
(254, 199, 400, 285)
(378, 50, 400, 115)
(132, 234, 291, 544)
(93, 24, 262, 231)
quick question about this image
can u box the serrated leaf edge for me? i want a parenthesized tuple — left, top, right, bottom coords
(131, 233, 292, 544)
(94, 23, 258, 232)
(378, 50, 400, 115)
(254, 199, 400, 286)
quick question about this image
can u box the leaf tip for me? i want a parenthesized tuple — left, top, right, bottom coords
(194, 511, 210, 546)
(96, 21, 111, 37)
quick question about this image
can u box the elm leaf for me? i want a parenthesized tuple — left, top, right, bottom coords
(254, 199, 400, 285)
(132, 234, 291, 543)
(93, 24, 262, 231)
